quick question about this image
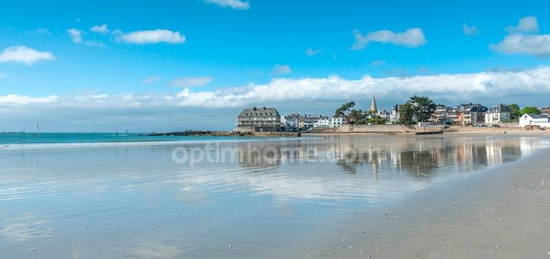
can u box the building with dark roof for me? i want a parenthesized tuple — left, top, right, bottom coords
(236, 107, 281, 132)
(457, 103, 488, 125)
(485, 104, 511, 125)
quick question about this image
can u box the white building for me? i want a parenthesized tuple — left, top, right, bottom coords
(519, 114, 550, 128)
(303, 115, 328, 129)
(330, 117, 345, 128)
(314, 117, 345, 128)
(389, 105, 400, 124)
(485, 104, 511, 125)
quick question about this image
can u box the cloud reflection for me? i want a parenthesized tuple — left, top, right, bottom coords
(0, 213, 52, 241)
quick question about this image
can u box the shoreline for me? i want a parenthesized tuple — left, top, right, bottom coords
(289, 140, 550, 258)
(305, 126, 550, 136)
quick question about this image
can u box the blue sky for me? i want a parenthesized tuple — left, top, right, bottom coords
(1, 0, 550, 131)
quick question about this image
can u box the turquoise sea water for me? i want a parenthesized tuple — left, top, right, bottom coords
(0, 132, 256, 145)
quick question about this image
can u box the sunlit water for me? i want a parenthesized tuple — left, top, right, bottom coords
(0, 135, 549, 258)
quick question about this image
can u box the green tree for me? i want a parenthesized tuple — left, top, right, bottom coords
(367, 115, 388, 125)
(334, 102, 356, 118)
(347, 109, 366, 124)
(520, 106, 541, 115)
(399, 103, 414, 125)
(399, 96, 436, 124)
(507, 104, 520, 121)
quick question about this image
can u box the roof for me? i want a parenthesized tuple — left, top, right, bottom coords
(239, 107, 280, 117)
(489, 104, 511, 113)
(284, 113, 303, 120)
(524, 114, 549, 119)
(458, 103, 487, 112)
(304, 114, 329, 120)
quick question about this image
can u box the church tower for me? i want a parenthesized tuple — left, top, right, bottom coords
(370, 96, 378, 112)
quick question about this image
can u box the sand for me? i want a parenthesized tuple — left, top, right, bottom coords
(303, 143, 550, 258)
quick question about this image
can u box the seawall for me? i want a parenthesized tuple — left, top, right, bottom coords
(306, 125, 549, 135)
(309, 124, 443, 134)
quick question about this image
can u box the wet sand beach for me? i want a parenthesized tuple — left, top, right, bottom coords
(294, 137, 550, 259)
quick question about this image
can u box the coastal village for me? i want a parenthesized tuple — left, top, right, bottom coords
(236, 96, 550, 132)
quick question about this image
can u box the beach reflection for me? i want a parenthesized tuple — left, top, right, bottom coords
(172, 136, 544, 201)
(232, 136, 533, 177)
(0, 135, 549, 258)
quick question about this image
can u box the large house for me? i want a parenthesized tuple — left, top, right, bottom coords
(303, 115, 328, 129)
(431, 105, 458, 125)
(314, 117, 345, 128)
(457, 103, 488, 126)
(237, 107, 281, 132)
(541, 106, 550, 116)
(519, 114, 550, 128)
(485, 104, 511, 125)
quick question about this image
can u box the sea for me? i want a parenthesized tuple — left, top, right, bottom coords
(0, 132, 255, 145)
(1, 133, 549, 258)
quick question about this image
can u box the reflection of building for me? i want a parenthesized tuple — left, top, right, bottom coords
(230, 136, 530, 180)
(175, 136, 545, 203)
(485, 104, 511, 125)
(519, 114, 550, 128)
(329, 136, 524, 178)
(237, 143, 282, 168)
(237, 107, 281, 132)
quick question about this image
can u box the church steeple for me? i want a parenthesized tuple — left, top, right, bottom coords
(370, 96, 378, 112)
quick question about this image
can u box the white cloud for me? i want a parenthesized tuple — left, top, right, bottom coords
(170, 77, 213, 88)
(305, 48, 321, 56)
(491, 34, 550, 57)
(3, 66, 550, 109)
(90, 24, 109, 33)
(143, 76, 161, 84)
(67, 28, 83, 43)
(352, 28, 426, 50)
(492, 17, 549, 57)
(204, 0, 250, 10)
(117, 29, 185, 44)
(463, 24, 479, 36)
(0, 46, 55, 65)
(0, 94, 58, 106)
(67, 28, 103, 46)
(507, 16, 539, 34)
(272, 65, 292, 75)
